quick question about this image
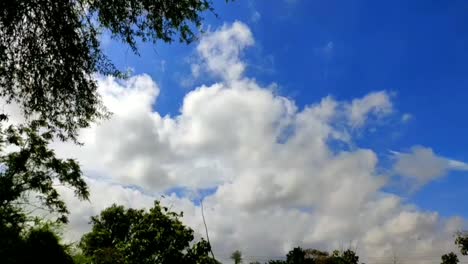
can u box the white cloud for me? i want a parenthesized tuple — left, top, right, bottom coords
(51, 22, 467, 264)
(346, 91, 393, 128)
(392, 146, 468, 185)
(251, 11, 261, 23)
(195, 21, 254, 81)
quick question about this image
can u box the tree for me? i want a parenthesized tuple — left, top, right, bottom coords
(441, 252, 459, 264)
(287, 247, 307, 264)
(79, 201, 217, 264)
(0, 0, 220, 141)
(0, 221, 74, 264)
(231, 250, 243, 264)
(268, 247, 360, 264)
(305, 249, 331, 264)
(0, 120, 89, 223)
(332, 249, 359, 264)
(0, 0, 222, 212)
(71, 252, 92, 264)
(22, 225, 74, 264)
(0, 0, 227, 259)
(0, 119, 91, 261)
(456, 231, 468, 255)
(268, 261, 287, 264)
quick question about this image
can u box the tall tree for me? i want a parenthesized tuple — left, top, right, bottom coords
(231, 250, 243, 264)
(0, 0, 227, 261)
(0, 0, 225, 231)
(0, 119, 90, 260)
(80, 201, 218, 264)
(441, 252, 459, 264)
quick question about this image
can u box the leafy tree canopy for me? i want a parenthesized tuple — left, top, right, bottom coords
(0, 119, 88, 224)
(0, 0, 219, 141)
(441, 252, 459, 264)
(456, 231, 468, 255)
(0, 221, 74, 264)
(79, 201, 218, 264)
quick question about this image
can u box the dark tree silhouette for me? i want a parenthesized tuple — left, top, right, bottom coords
(456, 231, 468, 255)
(266, 247, 360, 264)
(441, 252, 459, 264)
(0, 223, 74, 264)
(231, 250, 243, 264)
(286, 247, 308, 264)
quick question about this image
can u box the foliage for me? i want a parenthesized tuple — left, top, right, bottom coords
(456, 231, 468, 255)
(0, 221, 73, 264)
(305, 249, 332, 264)
(286, 247, 313, 264)
(79, 201, 218, 264)
(266, 247, 360, 264)
(0, 119, 89, 224)
(23, 224, 74, 264)
(0, 117, 89, 263)
(0, 118, 89, 264)
(441, 252, 459, 264)
(0, 0, 219, 141)
(332, 249, 359, 264)
(231, 250, 243, 264)
(71, 252, 93, 264)
(87, 0, 217, 52)
(268, 261, 287, 264)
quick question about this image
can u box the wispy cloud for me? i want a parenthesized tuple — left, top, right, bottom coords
(401, 113, 413, 123)
(392, 146, 468, 186)
(251, 11, 261, 23)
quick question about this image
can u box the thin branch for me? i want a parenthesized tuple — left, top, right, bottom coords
(200, 198, 216, 261)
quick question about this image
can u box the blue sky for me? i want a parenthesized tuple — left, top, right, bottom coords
(101, 0, 468, 220)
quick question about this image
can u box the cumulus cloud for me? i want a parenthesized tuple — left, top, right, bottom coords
(51, 22, 466, 264)
(195, 21, 254, 81)
(392, 146, 468, 185)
